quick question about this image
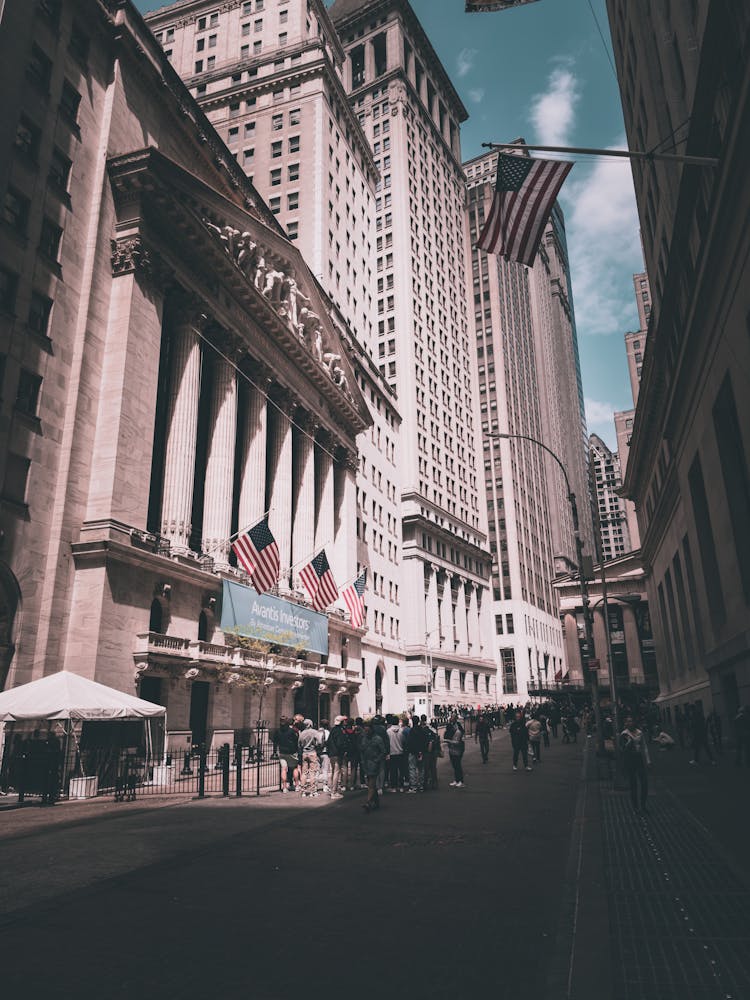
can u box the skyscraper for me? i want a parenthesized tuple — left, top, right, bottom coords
(589, 433, 631, 562)
(329, 0, 497, 707)
(465, 149, 568, 696)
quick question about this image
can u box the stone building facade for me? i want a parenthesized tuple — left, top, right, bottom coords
(0, 0, 371, 740)
(609, 0, 750, 723)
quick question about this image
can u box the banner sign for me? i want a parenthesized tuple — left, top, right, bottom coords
(220, 579, 329, 656)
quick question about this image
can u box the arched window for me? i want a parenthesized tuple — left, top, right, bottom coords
(149, 598, 163, 634)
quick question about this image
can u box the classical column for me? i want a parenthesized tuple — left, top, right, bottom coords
(622, 604, 645, 684)
(292, 411, 317, 589)
(425, 565, 440, 641)
(333, 448, 357, 587)
(564, 611, 583, 681)
(440, 573, 454, 652)
(364, 38, 375, 82)
(315, 429, 334, 553)
(478, 586, 493, 657)
(455, 578, 469, 655)
(202, 350, 237, 569)
(267, 389, 294, 589)
(592, 608, 608, 685)
(467, 585, 480, 654)
(161, 316, 203, 553)
(238, 367, 270, 535)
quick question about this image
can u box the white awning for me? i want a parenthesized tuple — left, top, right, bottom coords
(0, 670, 166, 722)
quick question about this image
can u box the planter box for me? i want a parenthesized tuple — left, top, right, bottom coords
(69, 776, 98, 799)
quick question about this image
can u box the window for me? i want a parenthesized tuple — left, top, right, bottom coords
(14, 116, 41, 161)
(272, 88, 284, 102)
(39, 217, 63, 261)
(69, 21, 90, 64)
(0, 267, 19, 313)
(229, 102, 240, 118)
(196, 37, 205, 51)
(59, 81, 82, 125)
(269, 196, 280, 214)
(28, 45, 52, 92)
(48, 149, 71, 194)
(242, 148, 254, 164)
(2, 454, 30, 506)
(254, 18, 263, 31)
(288, 162, 299, 182)
(278, 32, 287, 46)
(165, 27, 174, 41)
(244, 122, 255, 136)
(28, 291, 52, 336)
(289, 108, 301, 127)
(253, 40, 262, 54)
(287, 221, 298, 240)
(195, 60, 204, 73)
(209, 12, 219, 27)
(272, 113, 283, 131)
(240, 44, 250, 58)
(15, 369, 42, 417)
(2, 188, 30, 235)
(288, 135, 300, 153)
(279, 9, 288, 23)
(208, 33, 217, 48)
(228, 127, 239, 145)
(271, 140, 282, 158)
(287, 191, 299, 211)
(206, 56, 215, 70)
(270, 168, 281, 186)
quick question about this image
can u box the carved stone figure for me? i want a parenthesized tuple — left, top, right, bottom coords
(322, 351, 341, 375)
(283, 277, 309, 330)
(313, 327, 324, 362)
(262, 269, 286, 302)
(253, 254, 267, 290)
(236, 233, 257, 275)
(331, 365, 349, 395)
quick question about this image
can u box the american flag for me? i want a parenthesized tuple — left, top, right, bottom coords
(476, 152, 573, 267)
(341, 570, 367, 628)
(299, 550, 339, 611)
(232, 517, 280, 594)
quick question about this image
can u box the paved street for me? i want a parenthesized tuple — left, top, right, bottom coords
(1, 733, 749, 1000)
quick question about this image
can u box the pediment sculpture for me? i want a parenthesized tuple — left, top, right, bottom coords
(203, 218, 354, 402)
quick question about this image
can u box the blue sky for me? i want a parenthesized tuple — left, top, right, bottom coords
(136, 0, 642, 447)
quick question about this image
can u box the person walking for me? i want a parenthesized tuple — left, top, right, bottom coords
(386, 715, 405, 791)
(444, 711, 465, 787)
(620, 715, 651, 813)
(475, 712, 492, 764)
(734, 706, 750, 767)
(526, 714, 543, 763)
(360, 720, 387, 813)
(273, 717, 300, 792)
(509, 710, 532, 771)
(688, 703, 717, 766)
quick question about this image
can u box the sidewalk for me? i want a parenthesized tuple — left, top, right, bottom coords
(591, 740, 750, 1000)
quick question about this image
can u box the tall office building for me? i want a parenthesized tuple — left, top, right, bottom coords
(329, 0, 497, 707)
(609, 0, 750, 719)
(147, 0, 412, 712)
(589, 434, 631, 562)
(464, 150, 568, 697)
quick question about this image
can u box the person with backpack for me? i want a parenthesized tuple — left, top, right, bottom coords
(620, 714, 651, 813)
(444, 712, 465, 787)
(360, 719, 387, 813)
(475, 712, 492, 764)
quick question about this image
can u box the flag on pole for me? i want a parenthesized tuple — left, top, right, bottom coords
(299, 550, 339, 611)
(466, 1, 542, 11)
(341, 570, 367, 628)
(232, 517, 280, 594)
(476, 152, 573, 267)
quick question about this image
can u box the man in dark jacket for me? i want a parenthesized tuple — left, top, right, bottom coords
(475, 713, 492, 764)
(372, 714, 390, 796)
(407, 717, 427, 792)
(444, 712, 466, 786)
(327, 715, 348, 798)
(273, 717, 300, 792)
(360, 720, 387, 812)
(509, 710, 532, 771)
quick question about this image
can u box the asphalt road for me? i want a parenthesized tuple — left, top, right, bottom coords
(0, 732, 587, 1000)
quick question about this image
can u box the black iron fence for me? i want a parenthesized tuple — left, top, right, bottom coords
(5, 745, 284, 803)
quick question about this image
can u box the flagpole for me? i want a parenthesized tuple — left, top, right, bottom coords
(228, 508, 273, 545)
(482, 141, 719, 167)
(336, 568, 367, 595)
(279, 540, 333, 584)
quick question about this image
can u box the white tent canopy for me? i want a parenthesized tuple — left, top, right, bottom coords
(0, 670, 166, 722)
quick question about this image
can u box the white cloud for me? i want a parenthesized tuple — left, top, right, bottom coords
(468, 87, 485, 104)
(530, 61, 581, 147)
(561, 143, 642, 338)
(585, 399, 618, 448)
(456, 47, 478, 79)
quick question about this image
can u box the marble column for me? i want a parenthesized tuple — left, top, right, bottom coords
(238, 369, 270, 534)
(267, 390, 294, 589)
(425, 565, 440, 642)
(333, 448, 357, 587)
(440, 573, 454, 652)
(454, 578, 469, 655)
(364, 38, 375, 82)
(478, 587, 492, 657)
(161, 318, 203, 553)
(564, 612, 583, 681)
(467, 585, 480, 654)
(622, 604, 645, 684)
(315, 430, 334, 553)
(292, 412, 317, 589)
(202, 352, 237, 568)
(592, 608, 608, 683)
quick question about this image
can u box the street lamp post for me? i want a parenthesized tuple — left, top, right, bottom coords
(489, 432, 601, 742)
